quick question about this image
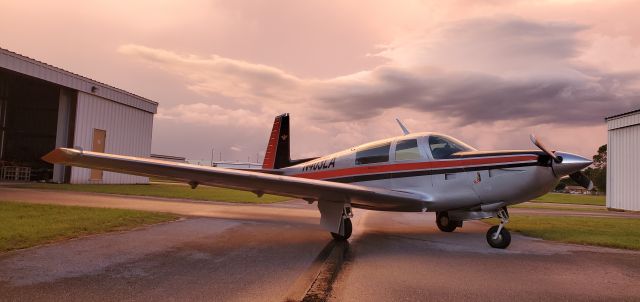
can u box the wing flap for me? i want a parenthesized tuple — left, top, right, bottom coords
(43, 148, 430, 211)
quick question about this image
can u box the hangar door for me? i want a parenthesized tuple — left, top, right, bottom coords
(90, 129, 106, 180)
(0, 68, 67, 181)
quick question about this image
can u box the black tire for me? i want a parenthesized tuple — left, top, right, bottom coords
(436, 212, 459, 232)
(486, 225, 511, 249)
(331, 218, 352, 241)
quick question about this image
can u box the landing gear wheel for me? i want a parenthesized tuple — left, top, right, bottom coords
(331, 218, 352, 241)
(486, 225, 511, 249)
(436, 212, 460, 232)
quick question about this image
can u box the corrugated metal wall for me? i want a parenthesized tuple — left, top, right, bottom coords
(607, 112, 640, 131)
(607, 112, 640, 211)
(70, 92, 153, 184)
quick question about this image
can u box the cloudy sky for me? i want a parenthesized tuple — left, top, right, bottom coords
(2, 0, 639, 162)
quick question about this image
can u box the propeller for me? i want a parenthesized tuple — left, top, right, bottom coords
(530, 134, 594, 190)
(529, 134, 562, 163)
(569, 171, 594, 191)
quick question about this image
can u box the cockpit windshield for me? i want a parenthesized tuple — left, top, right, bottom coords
(428, 135, 475, 159)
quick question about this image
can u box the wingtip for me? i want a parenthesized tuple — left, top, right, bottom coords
(41, 148, 80, 164)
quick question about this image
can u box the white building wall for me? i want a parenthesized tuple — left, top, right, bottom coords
(606, 111, 640, 211)
(70, 92, 153, 184)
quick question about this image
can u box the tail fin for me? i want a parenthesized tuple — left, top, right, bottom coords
(262, 113, 316, 169)
(262, 113, 292, 169)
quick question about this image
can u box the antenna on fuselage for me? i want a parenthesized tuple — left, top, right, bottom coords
(395, 118, 410, 135)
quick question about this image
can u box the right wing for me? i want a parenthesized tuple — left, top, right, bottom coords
(43, 148, 431, 212)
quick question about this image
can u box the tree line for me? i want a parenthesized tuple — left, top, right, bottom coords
(556, 145, 606, 193)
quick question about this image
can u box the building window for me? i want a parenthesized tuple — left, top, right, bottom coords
(356, 143, 390, 165)
(395, 139, 421, 161)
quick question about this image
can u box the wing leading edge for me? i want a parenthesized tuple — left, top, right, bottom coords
(42, 148, 430, 211)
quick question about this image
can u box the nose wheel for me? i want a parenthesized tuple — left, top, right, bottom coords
(486, 207, 511, 249)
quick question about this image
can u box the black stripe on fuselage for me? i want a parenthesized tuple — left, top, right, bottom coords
(325, 161, 541, 183)
(453, 151, 553, 167)
(450, 150, 547, 158)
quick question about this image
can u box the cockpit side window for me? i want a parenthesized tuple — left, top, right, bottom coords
(395, 139, 421, 161)
(429, 135, 472, 159)
(355, 143, 390, 165)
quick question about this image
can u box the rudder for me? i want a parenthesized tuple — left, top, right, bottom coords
(262, 113, 292, 169)
(262, 113, 316, 169)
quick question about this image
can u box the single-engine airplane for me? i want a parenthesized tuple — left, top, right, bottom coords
(42, 113, 593, 249)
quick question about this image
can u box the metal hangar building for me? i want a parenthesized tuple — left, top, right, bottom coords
(605, 109, 640, 211)
(0, 47, 157, 184)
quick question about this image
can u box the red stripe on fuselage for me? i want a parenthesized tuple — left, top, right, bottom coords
(291, 155, 538, 180)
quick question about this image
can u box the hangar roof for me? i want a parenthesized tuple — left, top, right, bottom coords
(606, 108, 640, 120)
(606, 108, 640, 131)
(0, 47, 158, 114)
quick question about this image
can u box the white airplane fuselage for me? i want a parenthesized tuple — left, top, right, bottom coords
(280, 132, 580, 213)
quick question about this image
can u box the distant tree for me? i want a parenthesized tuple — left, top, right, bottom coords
(586, 144, 607, 192)
(555, 182, 566, 191)
(592, 145, 607, 169)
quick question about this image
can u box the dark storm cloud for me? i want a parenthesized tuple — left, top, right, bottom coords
(121, 17, 640, 127)
(436, 17, 587, 61)
(317, 67, 640, 125)
(314, 18, 639, 125)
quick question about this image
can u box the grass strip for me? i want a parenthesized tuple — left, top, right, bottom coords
(532, 193, 605, 206)
(511, 204, 606, 212)
(0, 201, 177, 252)
(13, 183, 291, 203)
(484, 215, 640, 250)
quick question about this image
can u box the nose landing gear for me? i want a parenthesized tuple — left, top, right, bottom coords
(486, 207, 511, 249)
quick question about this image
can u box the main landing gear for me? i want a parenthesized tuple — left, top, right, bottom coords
(331, 206, 353, 241)
(436, 211, 463, 232)
(331, 217, 352, 241)
(486, 207, 511, 249)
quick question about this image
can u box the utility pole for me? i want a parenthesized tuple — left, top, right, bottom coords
(211, 147, 214, 166)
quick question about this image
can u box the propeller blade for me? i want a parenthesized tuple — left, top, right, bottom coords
(530, 134, 562, 163)
(569, 171, 594, 190)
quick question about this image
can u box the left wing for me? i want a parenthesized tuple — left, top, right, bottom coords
(42, 148, 431, 212)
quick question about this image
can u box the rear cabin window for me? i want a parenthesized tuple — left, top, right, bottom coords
(428, 135, 472, 159)
(355, 143, 390, 165)
(395, 139, 421, 161)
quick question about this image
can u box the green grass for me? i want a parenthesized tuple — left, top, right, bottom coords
(484, 215, 640, 250)
(0, 201, 178, 252)
(14, 183, 291, 204)
(532, 192, 605, 206)
(511, 203, 606, 212)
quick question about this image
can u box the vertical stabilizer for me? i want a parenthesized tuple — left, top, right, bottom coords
(262, 113, 318, 169)
(262, 113, 292, 169)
